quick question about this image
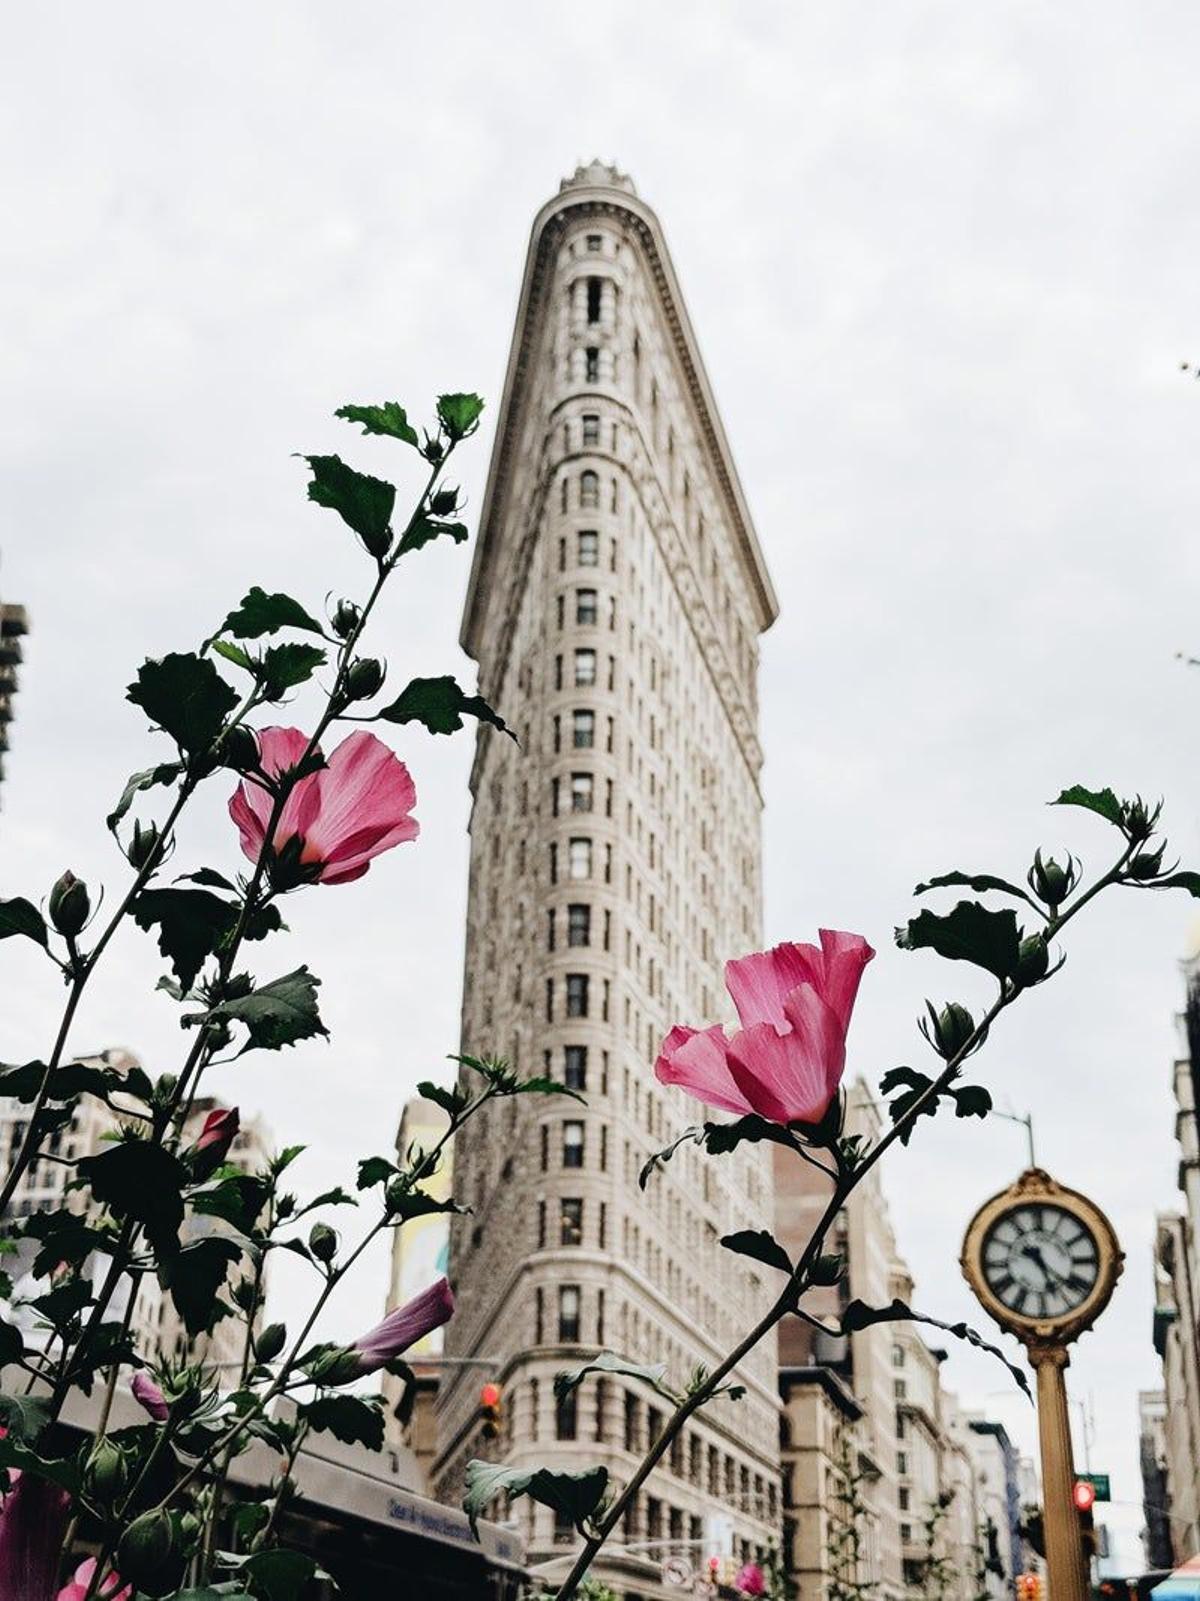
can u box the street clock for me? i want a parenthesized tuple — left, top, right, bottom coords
(961, 1167, 1123, 1601)
(961, 1167, 1122, 1346)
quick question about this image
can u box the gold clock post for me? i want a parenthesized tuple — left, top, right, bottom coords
(961, 1168, 1123, 1601)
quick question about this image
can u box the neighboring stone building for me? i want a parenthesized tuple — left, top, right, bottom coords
(965, 1417, 1021, 1600)
(0, 585, 28, 800)
(1138, 1389, 1174, 1574)
(433, 162, 781, 1594)
(1151, 958, 1200, 1565)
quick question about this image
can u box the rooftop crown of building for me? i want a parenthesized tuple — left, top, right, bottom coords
(559, 159, 636, 195)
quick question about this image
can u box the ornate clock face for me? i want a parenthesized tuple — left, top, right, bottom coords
(980, 1201, 1100, 1321)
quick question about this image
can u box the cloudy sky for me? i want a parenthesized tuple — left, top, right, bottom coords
(3, 1, 1199, 1571)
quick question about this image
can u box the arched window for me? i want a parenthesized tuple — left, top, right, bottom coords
(580, 470, 599, 509)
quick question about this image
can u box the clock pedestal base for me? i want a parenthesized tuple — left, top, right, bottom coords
(1029, 1341, 1089, 1601)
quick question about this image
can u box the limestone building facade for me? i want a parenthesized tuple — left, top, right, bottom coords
(432, 163, 781, 1593)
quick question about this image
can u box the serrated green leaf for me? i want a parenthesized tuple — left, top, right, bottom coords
(840, 1298, 1031, 1400)
(133, 888, 241, 991)
(356, 1156, 397, 1190)
(554, 1351, 670, 1402)
(415, 1080, 470, 1119)
(240, 1549, 321, 1601)
(303, 454, 395, 557)
(0, 898, 48, 948)
(0, 1397, 54, 1448)
(106, 761, 184, 832)
(301, 1393, 385, 1450)
(950, 1084, 993, 1119)
(162, 1237, 243, 1335)
(261, 642, 327, 701)
(702, 1114, 798, 1156)
(895, 901, 1022, 982)
(336, 401, 420, 447)
(437, 392, 485, 440)
(878, 1066, 933, 1098)
(463, 1458, 606, 1537)
(126, 652, 239, 754)
(190, 1174, 271, 1235)
(219, 587, 324, 640)
(1051, 785, 1125, 826)
(398, 516, 470, 557)
(77, 1140, 187, 1258)
(377, 674, 512, 738)
(720, 1229, 793, 1275)
(914, 871, 1037, 910)
(212, 638, 255, 672)
(200, 967, 327, 1052)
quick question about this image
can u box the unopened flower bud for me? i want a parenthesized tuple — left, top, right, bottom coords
(221, 725, 260, 772)
(48, 871, 90, 938)
(117, 1508, 176, 1585)
(309, 1222, 339, 1263)
(920, 1001, 979, 1060)
(1121, 797, 1159, 843)
(84, 1438, 129, 1502)
(430, 486, 460, 516)
(308, 1345, 362, 1386)
(332, 600, 361, 639)
(256, 1322, 287, 1362)
(809, 1253, 845, 1287)
(1027, 849, 1076, 908)
(128, 820, 162, 872)
(1128, 845, 1167, 881)
(1016, 934, 1050, 987)
(345, 657, 385, 701)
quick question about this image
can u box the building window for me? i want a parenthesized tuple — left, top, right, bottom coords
(894, 1379, 907, 1400)
(555, 1388, 578, 1439)
(892, 1343, 906, 1366)
(624, 1393, 639, 1452)
(595, 1378, 607, 1442)
(554, 654, 563, 690)
(559, 1284, 581, 1340)
(573, 710, 595, 748)
(586, 277, 602, 323)
(585, 346, 600, 382)
(574, 649, 597, 687)
(546, 909, 556, 951)
(586, 233, 602, 253)
(568, 838, 592, 880)
(580, 470, 599, 508)
(576, 588, 598, 625)
(570, 772, 593, 813)
(549, 842, 558, 884)
(561, 1198, 583, 1246)
(556, 593, 565, 629)
(563, 1121, 584, 1168)
(535, 1287, 544, 1343)
(537, 1199, 546, 1248)
(900, 1523, 912, 1545)
(564, 1045, 588, 1090)
(540, 1125, 549, 1172)
(897, 1451, 907, 1475)
(579, 529, 599, 566)
(567, 904, 591, 947)
(899, 1487, 910, 1512)
(545, 978, 554, 1022)
(582, 413, 600, 446)
(530, 1377, 540, 1440)
(566, 973, 589, 1017)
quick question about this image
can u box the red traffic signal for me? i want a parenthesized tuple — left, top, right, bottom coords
(1072, 1479, 1096, 1512)
(480, 1382, 501, 1408)
(479, 1382, 502, 1439)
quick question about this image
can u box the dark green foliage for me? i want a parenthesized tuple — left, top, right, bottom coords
(196, 967, 327, 1052)
(553, 1352, 669, 1402)
(896, 901, 1022, 982)
(915, 871, 1037, 909)
(463, 1459, 607, 1538)
(840, 1299, 1031, 1399)
(218, 588, 324, 640)
(126, 653, 239, 754)
(77, 1140, 187, 1257)
(107, 762, 184, 832)
(377, 674, 511, 737)
(436, 393, 485, 440)
(190, 1174, 271, 1235)
(720, 1229, 793, 1275)
(335, 401, 419, 447)
(1051, 784, 1125, 826)
(300, 1393, 385, 1450)
(260, 643, 327, 701)
(397, 515, 469, 557)
(162, 1239, 243, 1336)
(0, 897, 49, 947)
(303, 455, 395, 558)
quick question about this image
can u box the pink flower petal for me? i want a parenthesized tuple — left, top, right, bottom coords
(653, 1025, 758, 1117)
(724, 943, 821, 1031)
(351, 1277, 455, 1375)
(130, 1371, 169, 1422)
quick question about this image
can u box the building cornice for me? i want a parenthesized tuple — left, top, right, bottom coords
(461, 175, 779, 661)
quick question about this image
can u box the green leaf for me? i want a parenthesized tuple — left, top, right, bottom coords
(398, 515, 469, 557)
(1051, 785, 1125, 826)
(879, 1066, 939, 1144)
(303, 454, 395, 556)
(0, 1059, 49, 1100)
(463, 1459, 606, 1538)
(219, 587, 324, 640)
(510, 1075, 586, 1102)
(77, 1140, 186, 1257)
(950, 1084, 992, 1120)
(639, 1126, 706, 1189)
(437, 392, 485, 440)
(106, 762, 184, 832)
(386, 1184, 464, 1224)
(260, 643, 327, 701)
(415, 1080, 471, 1120)
(0, 1397, 54, 1449)
(915, 871, 1037, 910)
(553, 1351, 669, 1402)
(190, 1174, 271, 1235)
(241, 1549, 321, 1601)
(126, 652, 239, 754)
(212, 638, 255, 672)
(895, 901, 1022, 982)
(300, 1393, 385, 1451)
(133, 887, 241, 990)
(1145, 872, 1200, 897)
(335, 401, 420, 448)
(703, 1114, 799, 1157)
(163, 1238, 243, 1335)
(377, 675, 512, 738)
(0, 1317, 24, 1369)
(198, 967, 327, 1052)
(720, 1229, 793, 1275)
(0, 898, 48, 948)
(28, 1278, 92, 1329)
(356, 1156, 397, 1191)
(840, 1299, 1031, 1401)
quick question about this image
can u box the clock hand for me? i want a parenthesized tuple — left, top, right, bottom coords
(1019, 1245, 1052, 1288)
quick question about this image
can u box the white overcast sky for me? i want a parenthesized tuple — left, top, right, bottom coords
(3, 2, 1199, 1570)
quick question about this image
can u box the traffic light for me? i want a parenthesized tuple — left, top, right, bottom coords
(479, 1381, 502, 1440)
(1074, 1480, 1097, 1561)
(1017, 1574, 1042, 1600)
